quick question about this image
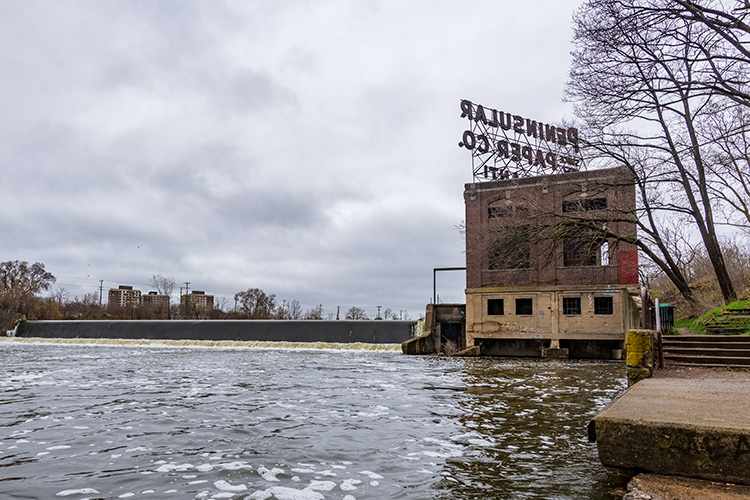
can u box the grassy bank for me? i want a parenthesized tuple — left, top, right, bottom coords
(674, 300, 750, 335)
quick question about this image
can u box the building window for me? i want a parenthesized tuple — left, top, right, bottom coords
(515, 298, 533, 315)
(488, 299, 504, 315)
(562, 197, 608, 213)
(594, 296, 614, 315)
(563, 238, 601, 267)
(562, 297, 581, 315)
(488, 226, 531, 270)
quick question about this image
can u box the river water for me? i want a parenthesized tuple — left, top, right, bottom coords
(0, 341, 629, 500)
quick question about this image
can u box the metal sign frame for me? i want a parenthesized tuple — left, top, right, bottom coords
(458, 99, 584, 182)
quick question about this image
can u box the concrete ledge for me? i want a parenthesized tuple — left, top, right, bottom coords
(454, 346, 480, 357)
(625, 473, 750, 500)
(594, 377, 750, 485)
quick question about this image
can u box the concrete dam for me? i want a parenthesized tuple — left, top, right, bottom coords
(12, 320, 418, 345)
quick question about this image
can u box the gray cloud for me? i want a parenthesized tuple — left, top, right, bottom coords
(0, 0, 582, 317)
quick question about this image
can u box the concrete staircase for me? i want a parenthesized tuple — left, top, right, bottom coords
(704, 308, 750, 334)
(662, 334, 750, 368)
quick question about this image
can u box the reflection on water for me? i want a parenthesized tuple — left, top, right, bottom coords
(0, 341, 628, 499)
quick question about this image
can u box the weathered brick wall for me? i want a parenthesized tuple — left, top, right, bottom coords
(465, 167, 637, 289)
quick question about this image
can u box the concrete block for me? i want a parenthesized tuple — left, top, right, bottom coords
(594, 377, 750, 485)
(541, 347, 569, 359)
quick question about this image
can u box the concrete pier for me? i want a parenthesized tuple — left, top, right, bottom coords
(592, 373, 750, 486)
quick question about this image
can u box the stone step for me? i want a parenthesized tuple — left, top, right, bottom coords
(666, 361, 750, 369)
(707, 328, 750, 334)
(664, 335, 750, 342)
(663, 341, 750, 350)
(663, 354, 750, 366)
(665, 347, 750, 358)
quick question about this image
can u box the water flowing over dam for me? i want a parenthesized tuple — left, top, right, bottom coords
(13, 319, 417, 344)
(0, 342, 629, 499)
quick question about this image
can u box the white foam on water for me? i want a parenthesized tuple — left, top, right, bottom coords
(307, 480, 336, 491)
(258, 465, 285, 481)
(247, 486, 325, 500)
(211, 493, 235, 499)
(340, 478, 361, 491)
(56, 488, 100, 497)
(118, 493, 135, 498)
(218, 461, 253, 471)
(359, 471, 383, 480)
(214, 480, 247, 492)
(155, 463, 194, 473)
(343, 496, 356, 500)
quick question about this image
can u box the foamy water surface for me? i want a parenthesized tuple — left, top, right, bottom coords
(0, 341, 628, 499)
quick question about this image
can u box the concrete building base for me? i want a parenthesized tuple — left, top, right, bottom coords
(541, 347, 569, 359)
(593, 377, 750, 485)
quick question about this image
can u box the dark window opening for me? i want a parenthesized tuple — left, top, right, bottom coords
(563, 238, 601, 267)
(562, 297, 581, 315)
(516, 298, 533, 315)
(488, 227, 531, 270)
(488, 206, 511, 218)
(488, 299, 504, 315)
(594, 296, 614, 315)
(562, 197, 608, 213)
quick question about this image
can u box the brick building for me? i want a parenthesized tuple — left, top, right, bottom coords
(462, 166, 640, 358)
(141, 291, 171, 319)
(108, 285, 142, 310)
(181, 290, 214, 315)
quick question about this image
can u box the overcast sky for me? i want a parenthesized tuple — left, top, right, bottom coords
(1, 0, 583, 319)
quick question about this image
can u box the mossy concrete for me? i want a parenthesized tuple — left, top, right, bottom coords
(593, 377, 750, 485)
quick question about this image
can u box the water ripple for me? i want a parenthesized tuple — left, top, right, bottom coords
(0, 343, 627, 499)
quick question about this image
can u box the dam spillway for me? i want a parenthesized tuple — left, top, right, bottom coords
(13, 319, 417, 344)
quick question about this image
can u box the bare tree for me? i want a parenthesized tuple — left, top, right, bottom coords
(149, 274, 176, 296)
(0, 261, 56, 330)
(234, 288, 277, 319)
(345, 306, 369, 320)
(567, 0, 750, 304)
(304, 304, 324, 320)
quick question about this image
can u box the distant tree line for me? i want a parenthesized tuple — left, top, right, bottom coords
(0, 262, 413, 331)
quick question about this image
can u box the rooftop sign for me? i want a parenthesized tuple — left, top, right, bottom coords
(458, 99, 583, 181)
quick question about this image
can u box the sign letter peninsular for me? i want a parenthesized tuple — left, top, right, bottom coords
(458, 99, 583, 181)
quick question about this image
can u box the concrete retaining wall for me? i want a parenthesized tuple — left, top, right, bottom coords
(14, 320, 417, 344)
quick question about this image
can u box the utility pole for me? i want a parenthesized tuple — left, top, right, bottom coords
(183, 282, 190, 318)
